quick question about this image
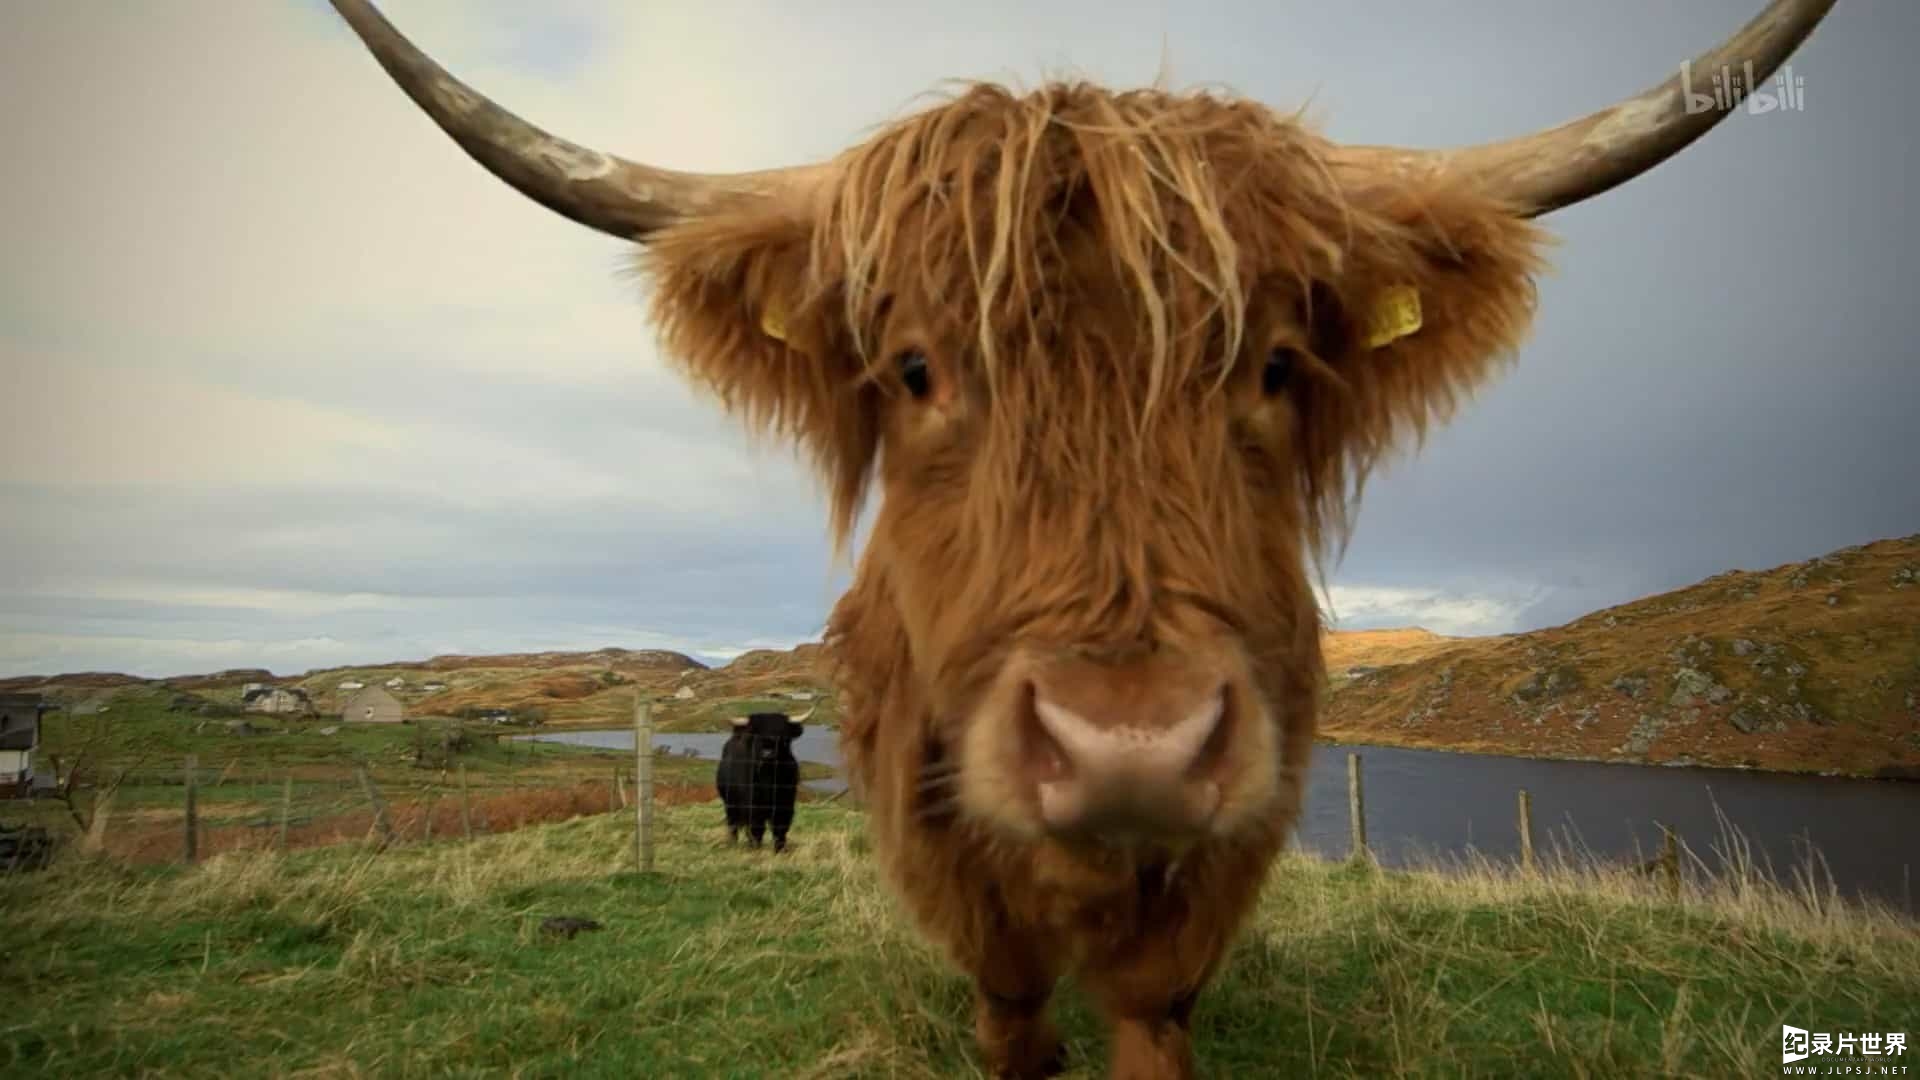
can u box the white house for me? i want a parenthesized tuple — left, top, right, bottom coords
(337, 680, 366, 692)
(0, 693, 49, 788)
(341, 686, 405, 724)
(242, 685, 314, 717)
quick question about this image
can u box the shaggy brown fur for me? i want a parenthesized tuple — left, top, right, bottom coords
(640, 81, 1549, 1078)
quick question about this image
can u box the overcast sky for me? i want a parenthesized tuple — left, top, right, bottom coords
(3, 1, 1914, 678)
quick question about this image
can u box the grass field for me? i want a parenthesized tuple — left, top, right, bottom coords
(3, 801, 1914, 1078)
(2, 689, 758, 864)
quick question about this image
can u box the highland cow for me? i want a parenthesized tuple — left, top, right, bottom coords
(325, 1, 1837, 1074)
(715, 709, 808, 852)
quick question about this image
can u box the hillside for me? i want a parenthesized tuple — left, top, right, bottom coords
(5, 535, 1915, 774)
(1323, 627, 1477, 674)
(0, 643, 833, 733)
(1321, 534, 1920, 779)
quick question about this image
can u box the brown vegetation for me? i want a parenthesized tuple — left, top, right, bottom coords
(1322, 534, 1920, 778)
(100, 779, 721, 865)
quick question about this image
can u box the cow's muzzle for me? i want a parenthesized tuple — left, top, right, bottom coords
(1023, 680, 1228, 840)
(962, 647, 1262, 846)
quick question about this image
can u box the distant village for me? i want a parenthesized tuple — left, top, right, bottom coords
(0, 674, 547, 797)
(237, 677, 524, 727)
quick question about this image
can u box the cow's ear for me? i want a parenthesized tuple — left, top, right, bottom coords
(1293, 173, 1552, 539)
(637, 202, 881, 551)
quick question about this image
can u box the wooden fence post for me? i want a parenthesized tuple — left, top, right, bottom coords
(277, 774, 293, 852)
(1517, 788, 1535, 873)
(1658, 824, 1680, 901)
(83, 786, 116, 853)
(1346, 752, 1367, 863)
(183, 755, 199, 865)
(635, 696, 654, 873)
(459, 763, 474, 840)
(356, 763, 396, 849)
(421, 786, 439, 843)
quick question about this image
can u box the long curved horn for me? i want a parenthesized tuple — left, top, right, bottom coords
(1332, 0, 1836, 218)
(327, 0, 818, 240)
(791, 706, 816, 724)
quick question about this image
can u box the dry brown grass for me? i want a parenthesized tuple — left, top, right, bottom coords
(94, 779, 722, 866)
(1323, 627, 1476, 672)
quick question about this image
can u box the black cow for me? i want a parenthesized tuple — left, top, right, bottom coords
(715, 708, 808, 852)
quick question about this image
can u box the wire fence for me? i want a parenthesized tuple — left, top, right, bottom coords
(9, 710, 1898, 920)
(1, 694, 823, 875)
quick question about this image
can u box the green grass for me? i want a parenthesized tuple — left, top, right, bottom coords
(38, 689, 698, 781)
(2, 804, 1913, 1078)
(4, 691, 721, 849)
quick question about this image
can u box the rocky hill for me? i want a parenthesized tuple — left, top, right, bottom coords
(1320, 535, 1920, 779)
(6, 536, 1915, 774)
(0, 643, 829, 732)
(1324, 628, 1477, 675)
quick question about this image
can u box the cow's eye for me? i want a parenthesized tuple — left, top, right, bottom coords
(897, 350, 933, 399)
(1262, 347, 1296, 397)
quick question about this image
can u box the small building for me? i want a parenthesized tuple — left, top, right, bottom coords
(341, 686, 404, 724)
(384, 677, 405, 689)
(673, 686, 697, 701)
(0, 692, 50, 790)
(242, 685, 314, 717)
(337, 680, 366, 692)
(421, 681, 447, 693)
(475, 708, 515, 725)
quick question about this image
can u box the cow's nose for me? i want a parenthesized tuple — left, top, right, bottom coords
(1020, 674, 1232, 841)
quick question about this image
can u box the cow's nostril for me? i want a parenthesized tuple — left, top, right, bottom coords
(1186, 682, 1234, 781)
(1018, 682, 1073, 784)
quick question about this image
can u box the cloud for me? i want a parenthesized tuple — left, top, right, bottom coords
(1320, 584, 1543, 638)
(1, 1, 1914, 679)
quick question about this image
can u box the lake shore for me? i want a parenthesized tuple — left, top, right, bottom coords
(530, 717, 1920, 784)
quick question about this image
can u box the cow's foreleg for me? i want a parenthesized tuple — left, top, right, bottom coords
(771, 799, 795, 854)
(1095, 990, 1202, 1080)
(965, 931, 1066, 1079)
(1090, 914, 1236, 1076)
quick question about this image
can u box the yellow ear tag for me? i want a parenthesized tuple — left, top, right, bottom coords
(760, 299, 789, 343)
(1364, 285, 1423, 348)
